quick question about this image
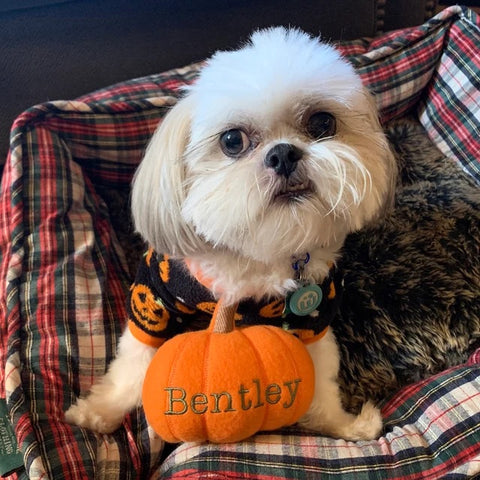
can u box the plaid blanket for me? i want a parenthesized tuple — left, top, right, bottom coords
(0, 5, 479, 479)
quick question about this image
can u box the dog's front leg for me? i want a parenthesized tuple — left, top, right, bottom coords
(65, 328, 157, 433)
(298, 329, 383, 441)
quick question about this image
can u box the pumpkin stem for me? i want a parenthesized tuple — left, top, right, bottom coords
(211, 298, 240, 333)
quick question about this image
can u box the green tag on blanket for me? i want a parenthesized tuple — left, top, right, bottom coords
(0, 398, 23, 477)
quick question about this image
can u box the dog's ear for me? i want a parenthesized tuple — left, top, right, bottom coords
(131, 96, 202, 257)
(362, 87, 398, 218)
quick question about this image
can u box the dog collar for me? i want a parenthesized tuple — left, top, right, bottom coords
(184, 255, 342, 344)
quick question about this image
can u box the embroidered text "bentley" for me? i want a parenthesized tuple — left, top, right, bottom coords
(164, 378, 302, 415)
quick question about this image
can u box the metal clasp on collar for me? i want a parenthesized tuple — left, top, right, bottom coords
(292, 253, 310, 282)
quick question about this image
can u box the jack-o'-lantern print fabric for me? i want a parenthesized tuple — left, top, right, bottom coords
(127, 248, 343, 348)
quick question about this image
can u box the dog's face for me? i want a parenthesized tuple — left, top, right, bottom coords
(132, 28, 395, 264)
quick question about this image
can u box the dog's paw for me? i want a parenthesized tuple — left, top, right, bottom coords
(344, 401, 383, 441)
(65, 398, 124, 434)
(298, 400, 383, 441)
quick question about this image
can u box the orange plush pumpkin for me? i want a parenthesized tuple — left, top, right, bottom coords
(142, 299, 315, 443)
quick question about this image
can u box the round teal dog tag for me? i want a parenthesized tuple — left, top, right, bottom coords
(287, 284, 323, 316)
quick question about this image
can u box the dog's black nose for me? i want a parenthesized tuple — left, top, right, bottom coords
(264, 143, 303, 178)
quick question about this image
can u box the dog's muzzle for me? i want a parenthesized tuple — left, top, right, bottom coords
(265, 143, 303, 178)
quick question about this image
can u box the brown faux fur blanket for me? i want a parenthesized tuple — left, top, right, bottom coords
(336, 119, 480, 411)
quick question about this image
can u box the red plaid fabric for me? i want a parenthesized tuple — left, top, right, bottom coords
(337, 6, 480, 184)
(0, 5, 479, 480)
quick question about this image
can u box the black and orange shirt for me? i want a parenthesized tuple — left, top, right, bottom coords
(127, 248, 343, 348)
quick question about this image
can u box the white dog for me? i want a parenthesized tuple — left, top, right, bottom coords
(66, 27, 395, 441)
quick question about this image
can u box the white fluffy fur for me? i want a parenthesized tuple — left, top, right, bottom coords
(66, 27, 394, 441)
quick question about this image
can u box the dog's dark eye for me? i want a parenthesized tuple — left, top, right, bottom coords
(306, 112, 336, 140)
(219, 129, 250, 157)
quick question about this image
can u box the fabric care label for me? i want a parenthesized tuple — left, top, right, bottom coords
(0, 399, 23, 477)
